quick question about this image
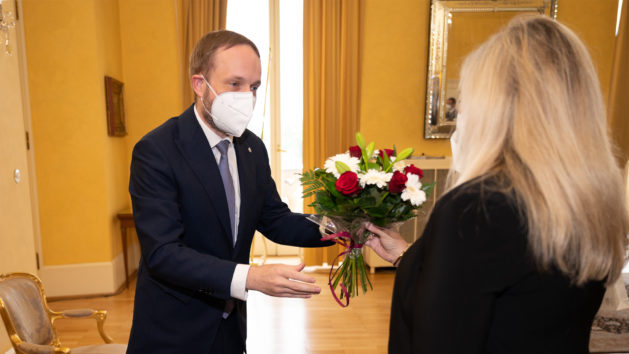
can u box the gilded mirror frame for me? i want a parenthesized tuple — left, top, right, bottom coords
(424, 0, 558, 139)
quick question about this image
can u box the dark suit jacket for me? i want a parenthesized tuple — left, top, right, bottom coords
(390, 178, 605, 354)
(127, 105, 324, 353)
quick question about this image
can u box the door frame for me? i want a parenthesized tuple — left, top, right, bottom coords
(15, 0, 43, 271)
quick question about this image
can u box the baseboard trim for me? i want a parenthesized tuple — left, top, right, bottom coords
(47, 271, 137, 302)
(39, 242, 140, 298)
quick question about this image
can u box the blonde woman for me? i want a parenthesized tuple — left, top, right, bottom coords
(366, 16, 629, 354)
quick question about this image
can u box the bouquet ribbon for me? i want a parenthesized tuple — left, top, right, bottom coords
(321, 231, 363, 308)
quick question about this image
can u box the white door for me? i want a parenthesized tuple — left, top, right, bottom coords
(0, 0, 38, 273)
(228, 0, 304, 258)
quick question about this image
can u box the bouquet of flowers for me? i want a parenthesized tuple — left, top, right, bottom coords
(300, 132, 434, 307)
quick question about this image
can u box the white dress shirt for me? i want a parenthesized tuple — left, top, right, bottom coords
(194, 106, 250, 302)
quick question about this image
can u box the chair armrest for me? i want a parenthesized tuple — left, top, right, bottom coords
(50, 309, 114, 344)
(60, 309, 96, 318)
(16, 342, 70, 354)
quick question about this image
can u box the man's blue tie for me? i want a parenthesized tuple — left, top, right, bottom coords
(216, 140, 236, 244)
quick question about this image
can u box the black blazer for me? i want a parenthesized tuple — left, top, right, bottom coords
(390, 178, 605, 354)
(126, 105, 324, 353)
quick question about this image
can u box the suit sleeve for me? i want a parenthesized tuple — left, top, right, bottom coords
(254, 144, 330, 247)
(130, 138, 235, 300)
(393, 191, 527, 353)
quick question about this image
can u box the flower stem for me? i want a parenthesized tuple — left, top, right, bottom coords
(377, 192, 390, 206)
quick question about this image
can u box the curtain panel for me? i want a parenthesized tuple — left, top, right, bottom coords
(610, 0, 629, 163)
(179, 0, 227, 109)
(302, 0, 364, 266)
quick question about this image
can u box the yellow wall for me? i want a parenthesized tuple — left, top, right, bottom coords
(95, 0, 130, 261)
(361, 0, 451, 157)
(22, 0, 182, 269)
(558, 0, 618, 108)
(23, 0, 118, 265)
(360, 0, 619, 157)
(117, 0, 184, 261)
(118, 0, 184, 149)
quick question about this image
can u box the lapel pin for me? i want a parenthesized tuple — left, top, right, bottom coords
(248, 147, 252, 153)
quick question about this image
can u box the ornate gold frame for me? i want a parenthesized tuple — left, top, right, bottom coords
(0, 273, 114, 354)
(424, 0, 558, 139)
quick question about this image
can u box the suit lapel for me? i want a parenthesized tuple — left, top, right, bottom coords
(174, 106, 234, 246)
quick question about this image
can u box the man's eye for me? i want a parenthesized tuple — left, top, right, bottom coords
(251, 85, 260, 92)
(230, 82, 240, 87)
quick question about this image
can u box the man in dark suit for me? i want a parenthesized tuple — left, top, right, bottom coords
(127, 30, 326, 353)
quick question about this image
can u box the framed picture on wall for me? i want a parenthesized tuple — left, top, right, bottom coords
(104, 76, 127, 137)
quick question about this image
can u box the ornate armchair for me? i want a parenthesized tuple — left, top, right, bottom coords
(0, 273, 126, 354)
(589, 160, 629, 353)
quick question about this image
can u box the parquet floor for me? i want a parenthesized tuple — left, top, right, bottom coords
(48, 257, 396, 354)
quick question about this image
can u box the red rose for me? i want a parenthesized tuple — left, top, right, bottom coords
(335, 171, 361, 196)
(378, 149, 395, 159)
(349, 145, 362, 159)
(404, 164, 424, 179)
(388, 171, 408, 194)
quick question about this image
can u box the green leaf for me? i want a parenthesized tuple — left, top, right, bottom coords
(357, 195, 377, 209)
(422, 181, 436, 196)
(390, 203, 411, 218)
(315, 190, 335, 211)
(382, 150, 392, 171)
(396, 147, 414, 161)
(376, 191, 390, 206)
(361, 149, 371, 167)
(368, 187, 384, 200)
(299, 169, 327, 198)
(335, 161, 350, 175)
(363, 206, 386, 218)
(356, 132, 365, 149)
(323, 179, 344, 199)
(366, 162, 380, 170)
(366, 142, 375, 160)
(303, 184, 322, 194)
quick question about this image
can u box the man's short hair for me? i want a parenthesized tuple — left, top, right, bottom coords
(448, 97, 456, 104)
(189, 30, 260, 78)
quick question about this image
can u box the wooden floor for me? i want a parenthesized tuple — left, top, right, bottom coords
(49, 257, 396, 354)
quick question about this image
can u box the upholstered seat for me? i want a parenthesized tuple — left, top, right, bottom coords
(589, 160, 629, 353)
(0, 273, 126, 354)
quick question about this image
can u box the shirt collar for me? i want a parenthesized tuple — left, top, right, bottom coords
(193, 105, 232, 149)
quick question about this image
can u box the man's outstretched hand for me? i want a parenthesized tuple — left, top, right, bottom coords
(246, 263, 321, 298)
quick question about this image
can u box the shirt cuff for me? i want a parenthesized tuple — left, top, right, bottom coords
(230, 264, 250, 301)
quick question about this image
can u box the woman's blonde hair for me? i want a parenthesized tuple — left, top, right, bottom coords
(450, 15, 628, 285)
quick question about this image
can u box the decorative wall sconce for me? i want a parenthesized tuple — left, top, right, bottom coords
(0, 2, 16, 56)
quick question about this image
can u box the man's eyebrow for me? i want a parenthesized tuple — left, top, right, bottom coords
(225, 76, 261, 86)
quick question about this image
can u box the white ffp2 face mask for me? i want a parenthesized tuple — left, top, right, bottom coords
(200, 76, 256, 137)
(450, 110, 466, 173)
(450, 130, 460, 173)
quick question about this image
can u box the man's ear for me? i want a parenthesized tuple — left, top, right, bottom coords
(191, 75, 206, 98)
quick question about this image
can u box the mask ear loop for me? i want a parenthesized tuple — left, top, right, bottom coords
(200, 75, 218, 116)
(202, 75, 219, 98)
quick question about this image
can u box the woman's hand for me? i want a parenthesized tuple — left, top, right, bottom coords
(364, 223, 410, 266)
